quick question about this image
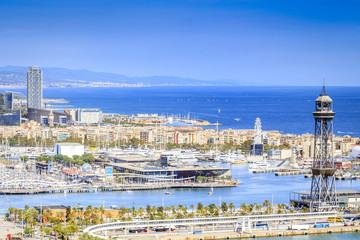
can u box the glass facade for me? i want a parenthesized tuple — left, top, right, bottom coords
(0, 92, 13, 113)
(27, 66, 43, 109)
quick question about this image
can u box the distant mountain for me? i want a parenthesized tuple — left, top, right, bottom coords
(0, 66, 249, 88)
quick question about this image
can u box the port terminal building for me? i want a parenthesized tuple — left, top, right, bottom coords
(290, 189, 360, 209)
(106, 162, 230, 182)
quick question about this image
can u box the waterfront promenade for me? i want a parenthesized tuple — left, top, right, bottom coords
(0, 216, 23, 239)
(83, 212, 360, 240)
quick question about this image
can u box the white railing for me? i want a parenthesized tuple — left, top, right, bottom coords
(84, 211, 338, 234)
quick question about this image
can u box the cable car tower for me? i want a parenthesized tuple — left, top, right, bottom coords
(309, 85, 337, 211)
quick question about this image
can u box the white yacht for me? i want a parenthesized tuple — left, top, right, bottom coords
(161, 149, 198, 164)
(248, 160, 273, 172)
(215, 152, 247, 164)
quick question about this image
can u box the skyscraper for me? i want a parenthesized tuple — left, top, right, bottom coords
(27, 66, 43, 109)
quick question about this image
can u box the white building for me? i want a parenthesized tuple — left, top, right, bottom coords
(349, 146, 360, 158)
(69, 108, 102, 124)
(55, 142, 84, 158)
(267, 149, 292, 160)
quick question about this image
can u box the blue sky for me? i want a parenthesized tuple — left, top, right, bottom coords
(0, 0, 359, 85)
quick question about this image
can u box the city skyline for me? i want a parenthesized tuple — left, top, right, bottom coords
(0, 0, 360, 86)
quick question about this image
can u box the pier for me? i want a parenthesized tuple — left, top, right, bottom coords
(275, 169, 311, 176)
(0, 181, 240, 195)
(251, 168, 312, 176)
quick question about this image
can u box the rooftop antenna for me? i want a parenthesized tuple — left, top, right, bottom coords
(321, 79, 327, 96)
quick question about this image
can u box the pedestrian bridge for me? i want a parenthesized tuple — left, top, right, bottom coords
(84, 211, 337, 235)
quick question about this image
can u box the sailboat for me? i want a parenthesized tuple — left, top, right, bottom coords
(208, 186, 214, 195)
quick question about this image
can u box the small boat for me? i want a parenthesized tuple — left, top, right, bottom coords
(165, 192, 172, 195)
(208, 186, 214, 195)
(342, 173, 356, 180)
(126, 190, 133, 193)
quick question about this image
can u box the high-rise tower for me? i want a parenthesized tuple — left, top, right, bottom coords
(309, 86, 337, 211)
(27, 66, 43, 109)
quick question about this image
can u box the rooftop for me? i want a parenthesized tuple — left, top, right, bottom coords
(108, 162, 228, 173)
(56, 142, 83, 146)
(34, 205, 67, 210)
(293, 189, 360, 195)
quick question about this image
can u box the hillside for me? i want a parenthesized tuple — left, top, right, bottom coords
(0, 66, 247, 88)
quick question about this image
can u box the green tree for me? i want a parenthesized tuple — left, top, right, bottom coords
(24, 227, 35, 236)
(66, 206, 72, 222)
(229, 203, 235, 214)
(81, 153, 95, 163)
(242, 139, 253, 150)
(221, 202, 228, 213)
(197, 202, 203, 211)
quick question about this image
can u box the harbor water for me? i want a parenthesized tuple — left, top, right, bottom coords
(1, 163, 360, 210)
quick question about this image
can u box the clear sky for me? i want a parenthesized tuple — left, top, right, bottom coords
(0, 0, 359, 85)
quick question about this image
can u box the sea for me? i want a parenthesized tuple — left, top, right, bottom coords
(5, 86, 360, 136)
(1, 86, 360, 239)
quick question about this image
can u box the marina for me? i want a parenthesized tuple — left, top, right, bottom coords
(1, 163, 359, 210)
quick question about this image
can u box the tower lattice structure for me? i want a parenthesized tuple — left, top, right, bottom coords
(309, 86, 337, 211)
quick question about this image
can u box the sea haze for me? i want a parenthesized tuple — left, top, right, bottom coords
(0, 66, 247, 87)
(7, 86, 360, 137)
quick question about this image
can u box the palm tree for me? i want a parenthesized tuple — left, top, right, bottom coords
(177, 204, 183, 212)
(72, 207, 78, 221)
(265, 206, 273, 215)
(39, 225, 45, 239)
(229, 203, 235, 215)
(52, 222, 64, 240)
(190, 204, 195, 213)
(165, 206, 171, 216)
(138, 207, 145, 218)
(8, 207, 14, 221)
(197, 202, 203, 212)
(203, 206, 209, 217)
(146, 204, 151, 216)
(240, 203, 248, 212)
(150, 205, 157, 215)
(157, 206, 164, 219)
(181, 206, 187, 216)
(256, 204, 262, 214)
(263, 200, 271, 208)
(302, 207, 308, 213)
(248, 204, 254, 213)
(221, 202, 228, 213)
(43, 209, 52, 225)
(170, 205, 176, 215)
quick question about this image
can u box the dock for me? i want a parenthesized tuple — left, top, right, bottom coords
(275, 170, 311, 176)
(252, 168, 311, 176)
(0, 181, 240, 195)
